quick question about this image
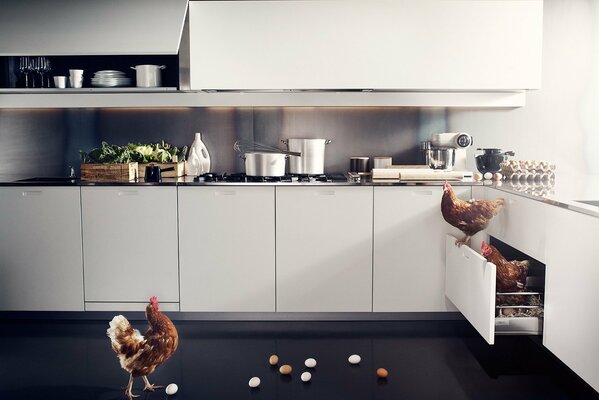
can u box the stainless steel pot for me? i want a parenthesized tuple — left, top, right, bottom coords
(130, 64, 166, 87)
(282, 138, 331, 175)
(243, 152, 287, 176)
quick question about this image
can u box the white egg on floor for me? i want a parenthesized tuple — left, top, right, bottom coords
(301, 371, 312, 382)
(248, 377, 261, 388)
(165, 383, 178, 395)
(348, 354, 361, 364)
(304, 358, 317, 368)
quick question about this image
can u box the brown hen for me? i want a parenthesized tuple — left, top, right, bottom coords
(441, 181, 505, 246)
(107, 296, 179, 400)
(481, 241, 530, 293)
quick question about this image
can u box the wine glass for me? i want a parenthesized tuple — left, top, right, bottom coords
(32, 57, 42, 88)
(42, 58, 52, 88)
(19, 56, 32, 88)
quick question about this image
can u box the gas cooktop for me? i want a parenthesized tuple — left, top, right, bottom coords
(193, 173, 349, 183)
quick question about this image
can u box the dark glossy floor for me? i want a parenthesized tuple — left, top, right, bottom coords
(0, 319, 596, 400)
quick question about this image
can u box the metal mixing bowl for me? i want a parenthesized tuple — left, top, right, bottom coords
(426, 148, 455, 170)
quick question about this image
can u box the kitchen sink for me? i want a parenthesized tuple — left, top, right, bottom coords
(574, 200, 599, 207)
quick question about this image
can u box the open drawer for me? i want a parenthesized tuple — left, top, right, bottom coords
(445, 234, 543, 344)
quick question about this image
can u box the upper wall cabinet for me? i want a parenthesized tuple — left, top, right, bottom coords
(189, 0, 543, 91)
(0, 0, 189, 55)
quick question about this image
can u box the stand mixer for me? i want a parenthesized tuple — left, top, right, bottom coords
(426, 132, 473, 172)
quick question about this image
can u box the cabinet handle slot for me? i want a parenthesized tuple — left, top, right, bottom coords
(22, 191, 42, 197)
(315, 190, 336, 196)
(413, 190, 433, 196)
(215, 191, 236, 196)
(117, 191, 139, 196)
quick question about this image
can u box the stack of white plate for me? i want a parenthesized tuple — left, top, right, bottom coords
(91, 70, 131, 87)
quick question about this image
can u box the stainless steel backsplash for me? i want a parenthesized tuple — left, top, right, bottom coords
(0, 107, 446, 177)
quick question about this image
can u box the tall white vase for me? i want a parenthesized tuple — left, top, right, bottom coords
(187, 132, 211, 176)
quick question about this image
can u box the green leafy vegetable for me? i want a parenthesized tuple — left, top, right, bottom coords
(80, 141, 188, 164)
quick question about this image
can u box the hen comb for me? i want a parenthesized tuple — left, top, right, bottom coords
(150, 296, 158, 304)
(443, 181, 451, 191)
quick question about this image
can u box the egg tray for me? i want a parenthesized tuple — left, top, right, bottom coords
(495, 292, 544, 318)
(503, 180, 555, 198)
(500, 160, 556, 183)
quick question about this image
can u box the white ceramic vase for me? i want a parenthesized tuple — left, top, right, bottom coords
(187, 132, 211, 176)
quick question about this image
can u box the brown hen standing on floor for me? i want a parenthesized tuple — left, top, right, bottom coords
(441, 181, 505, 246)
(481, 241, 530, 292)
(107, 296, 179, 400)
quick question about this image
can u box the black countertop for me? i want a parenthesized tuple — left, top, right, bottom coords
(2, 173, 598, 218)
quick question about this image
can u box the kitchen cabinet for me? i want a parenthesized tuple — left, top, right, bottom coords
(0, 187, 83, 311)
(178, 186, 275, 312)
(373, 186, 470, 312)
(445, 187, 548, 344)
(0, 0, 188, 56)
(81, 187, 179, 308)
(189, 1, 542, 91)
(275, 186, 373, 312)
(485, 188, 548, 263)
(445, 234, 543, 344)
(544, 206, 599, 392)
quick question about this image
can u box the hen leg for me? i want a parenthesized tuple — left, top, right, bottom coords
(125, 373, 140, 399)
(142, 375, 164, 391)
(455, 235, 471, 247)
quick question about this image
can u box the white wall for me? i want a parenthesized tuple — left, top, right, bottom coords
(449, 0, 599, 175)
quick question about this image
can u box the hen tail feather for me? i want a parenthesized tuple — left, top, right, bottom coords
(107, 315, 144, 354)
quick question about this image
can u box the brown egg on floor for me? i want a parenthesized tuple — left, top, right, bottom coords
(279, 364, 292, 375)
(376, 368, 389, 378)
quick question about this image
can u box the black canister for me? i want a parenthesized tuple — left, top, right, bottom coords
(350, 157, 370, 173)
(145, 164, 162, 182)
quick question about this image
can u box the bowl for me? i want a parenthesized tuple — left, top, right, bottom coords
(426, 148, 455, 170)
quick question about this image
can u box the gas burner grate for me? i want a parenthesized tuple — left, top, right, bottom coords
(194, 172, 348, 183)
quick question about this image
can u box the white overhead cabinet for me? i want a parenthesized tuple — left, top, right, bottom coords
(189, 0, 542, 91)
(0, 187, 84, 311)
(276, 186, 373, 312)
(81, 187, 179, 310)
(373, 186, 470, 312)
(0, 0, 189, 55)
(178, 186, 276, 312)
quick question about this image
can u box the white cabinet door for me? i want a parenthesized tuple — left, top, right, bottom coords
(276, 186, 372, 312)
(544, 207, 599, 392)
(81, 187, 179, 303)
(373, 186, 470, 312)
(189, 1, 542, 90)
(178, 186, 275, 312)
(485, 188, 548, 262)
(0, 187, 83, 311)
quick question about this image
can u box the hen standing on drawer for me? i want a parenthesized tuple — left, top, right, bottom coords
(107, 296, 179, 400)
(441, 181, 505, 246)
(482, 241, 530, 292)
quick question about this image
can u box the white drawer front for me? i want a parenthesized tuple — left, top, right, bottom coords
(445, 234, 496, 344)
(485, 189, 547, 262)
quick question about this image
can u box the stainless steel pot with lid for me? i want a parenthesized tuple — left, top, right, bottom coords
(282, 138, 331, 175)
(234, 140, 300, 177)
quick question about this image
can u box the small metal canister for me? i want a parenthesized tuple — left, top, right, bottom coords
(350, 157, 370, 173)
